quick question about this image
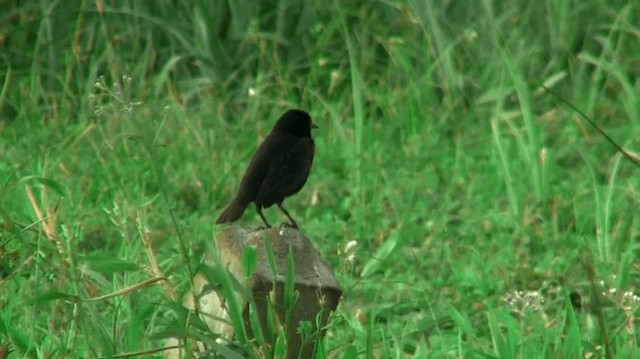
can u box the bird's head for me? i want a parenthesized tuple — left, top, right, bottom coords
(273, 109, 318, 137)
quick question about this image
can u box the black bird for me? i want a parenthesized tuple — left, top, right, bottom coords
(216, 109, 317, 228)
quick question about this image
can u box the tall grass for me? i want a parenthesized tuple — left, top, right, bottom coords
(1, 0, 639, 357)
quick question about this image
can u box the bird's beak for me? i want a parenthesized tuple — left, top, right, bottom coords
(311, 123, 319, 129)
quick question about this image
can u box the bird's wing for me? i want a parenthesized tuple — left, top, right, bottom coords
(256, 137, 314, 207)
(234, 136, 277, 203)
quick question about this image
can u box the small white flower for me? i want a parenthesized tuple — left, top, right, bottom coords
(344, 240, 357, 252)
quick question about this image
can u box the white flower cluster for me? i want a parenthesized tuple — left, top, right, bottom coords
(502, 290, 545, 316)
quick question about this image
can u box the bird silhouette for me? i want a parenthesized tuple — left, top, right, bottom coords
(216, 109, 317, 228)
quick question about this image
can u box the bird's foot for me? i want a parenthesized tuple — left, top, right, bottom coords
(252, 224, 272, 232)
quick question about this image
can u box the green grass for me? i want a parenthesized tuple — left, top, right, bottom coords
(2, 0, 640, 357)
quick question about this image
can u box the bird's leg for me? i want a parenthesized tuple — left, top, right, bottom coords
(255, 203, 272, 228)
(277, 202, 298, 229)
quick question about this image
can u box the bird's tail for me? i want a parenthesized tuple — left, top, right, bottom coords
(216, 196, 250, 224)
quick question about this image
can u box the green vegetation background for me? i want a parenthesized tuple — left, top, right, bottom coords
(1, 0, 639, 357)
